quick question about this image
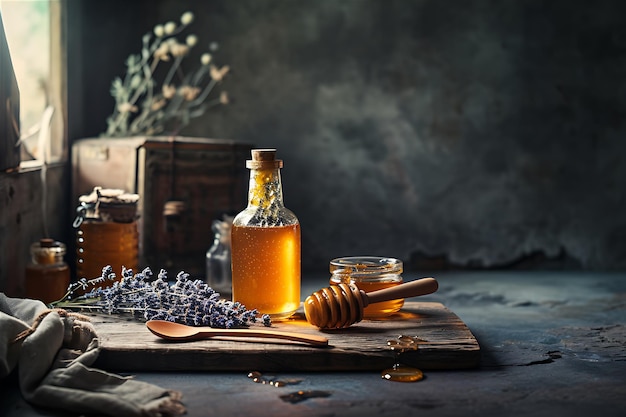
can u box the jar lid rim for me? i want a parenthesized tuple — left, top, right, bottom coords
(329, 256, 403, 274)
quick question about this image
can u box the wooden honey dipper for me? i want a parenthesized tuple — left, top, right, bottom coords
(304, 277, 439, 329)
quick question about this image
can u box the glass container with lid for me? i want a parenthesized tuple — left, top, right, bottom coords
(25, 238, 71, 305)
(329, 256, 404, 318)
(73, 187, 139, 282)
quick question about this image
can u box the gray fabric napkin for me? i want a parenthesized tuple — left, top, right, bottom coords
(0, 293, 185, 416)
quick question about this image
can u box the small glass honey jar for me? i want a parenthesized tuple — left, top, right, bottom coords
(329, 256, 404, 318)
(25, 238, 70, 305)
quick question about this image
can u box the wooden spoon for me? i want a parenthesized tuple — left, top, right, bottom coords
(146, 320, 329, 347)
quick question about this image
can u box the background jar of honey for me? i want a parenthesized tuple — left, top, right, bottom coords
(329, 256, 404, 318)
(25, 238, 70, 305)
(76, 221, 138, 280)
(73, 187, 139, 282)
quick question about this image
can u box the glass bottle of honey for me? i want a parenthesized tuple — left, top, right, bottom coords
(231, 149, 301, 320)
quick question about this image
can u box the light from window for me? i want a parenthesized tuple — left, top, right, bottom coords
(0, 0, 56, 163)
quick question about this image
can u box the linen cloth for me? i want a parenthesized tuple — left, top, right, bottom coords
(0, 293, 185, 416)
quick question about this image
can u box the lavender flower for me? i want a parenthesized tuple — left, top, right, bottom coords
(53, 265, 271, 328)
(53, 266, 117, 304)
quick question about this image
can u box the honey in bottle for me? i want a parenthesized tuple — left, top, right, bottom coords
(25, 238, 71, 305)
(231, 149, 301, 319)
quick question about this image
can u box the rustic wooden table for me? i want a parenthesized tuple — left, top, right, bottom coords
(2, 271, 625, 417)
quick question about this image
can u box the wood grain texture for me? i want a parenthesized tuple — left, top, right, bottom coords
(91, 301, 480, 372)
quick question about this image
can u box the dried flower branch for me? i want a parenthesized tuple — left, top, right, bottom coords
(102, 11, 229, 138)
(52, 265, 271, 329)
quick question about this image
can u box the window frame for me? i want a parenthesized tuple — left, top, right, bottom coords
(0, 0, 67, 171)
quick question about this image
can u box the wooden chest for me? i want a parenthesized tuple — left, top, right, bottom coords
(72, 136, 252, 278)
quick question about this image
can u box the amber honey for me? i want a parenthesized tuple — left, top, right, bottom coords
(231, 223, 301, 319)
(25, 239, 70, 305)
(329, 256, 404, 318)
(353, 279, 404, 318)
(24, 239, 70, 304)
(76, 221, 138, 280)
(25, 265, 69, 305)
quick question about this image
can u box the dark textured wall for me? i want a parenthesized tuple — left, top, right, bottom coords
(72, 0, 626, 272)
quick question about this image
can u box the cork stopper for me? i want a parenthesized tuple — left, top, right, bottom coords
(31, 238, 66, 264)
(39, 238, 55, 248)
(246, 149, 284, 169)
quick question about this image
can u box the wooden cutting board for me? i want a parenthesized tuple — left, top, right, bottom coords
(90, 301, 480, 372)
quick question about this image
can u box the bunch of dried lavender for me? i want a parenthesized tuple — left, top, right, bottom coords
(103, 11, 230, 137)
(53, 265, 271, 329)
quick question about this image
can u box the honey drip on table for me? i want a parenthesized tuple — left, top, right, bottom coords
(381, 335, 424, 382)
(247, 371, 302, 388)
(247, 371, 331, 403)
(382, 364, 424, 383)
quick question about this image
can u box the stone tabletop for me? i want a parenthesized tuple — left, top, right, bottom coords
(2, 271, 625, 417)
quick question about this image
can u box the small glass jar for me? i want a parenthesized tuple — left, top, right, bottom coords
(206, 216, 233, 295)
(25, 238, 70, 305)
(329, 256, 404, 318)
